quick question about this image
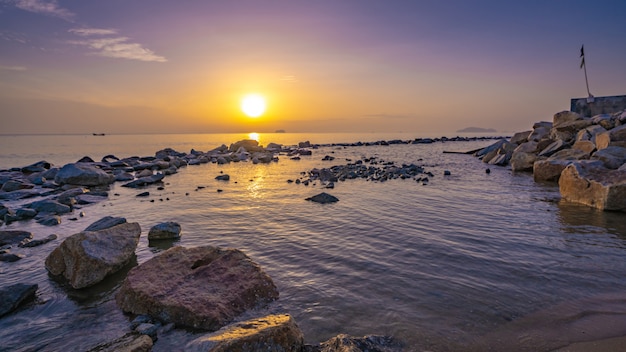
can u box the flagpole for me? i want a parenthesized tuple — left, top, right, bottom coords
(580, 45, 593, 101)
(583, 56, 591, 97)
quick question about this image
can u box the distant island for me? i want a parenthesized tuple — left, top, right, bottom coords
(456, 127, 497, 133)
(275, 129, 286, 133)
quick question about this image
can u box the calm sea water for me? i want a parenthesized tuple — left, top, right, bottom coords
(1, 133, 626, 351)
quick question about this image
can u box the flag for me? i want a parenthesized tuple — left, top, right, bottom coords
(580, 45, 585, 69)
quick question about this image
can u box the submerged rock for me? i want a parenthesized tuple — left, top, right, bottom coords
(306, 192, 339, 204)
(116, 246, 279, 330)
(184, 314, 304, 352)
(45, 222, 141, 289)
(86, 332, 153, 352)
(0, 283, 38, 317)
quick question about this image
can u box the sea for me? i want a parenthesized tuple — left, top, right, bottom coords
(1, 132, 626, 352)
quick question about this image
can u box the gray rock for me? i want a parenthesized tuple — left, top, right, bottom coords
(0, 283, 38, 317)
(55, 163, 115, 186)
(184, 314, 304, 352)
(0, 189, 41, 201)
(75, 194, 108, 204)
(1, 180, 27, 192)
(37, 215, 61, 226)
(16, 208, 38, 219)
(215, 174, 230, 181)
(528, 125, 552, 142)
(20, 160, 51, 173)
(0, 252, 25, 262)
(306, 192, 339, 204)
(57, 188, 87, 206)
(510, 130, 532, 145)
(19, 234, 58, 248)
(122, 173, 165, 188)
(0, 230, 33, 246)
(85, 216, 127, 232)
(148, 222, 181, 240)
(116, 246, 279, 330)
(553, 110, 583, 127)
(591, 146, 626, 169)
(538, 140, 568, 157)
(135, 323, 159, 340)
(26, 200, 71, 214)
(86, 332, 153, 352)
(318, 334, 402, 352)
(511, 151, 539, 172)
(45, 222, 141, 289)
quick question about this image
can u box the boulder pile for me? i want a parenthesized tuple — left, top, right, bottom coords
(475, 109, 626, 211)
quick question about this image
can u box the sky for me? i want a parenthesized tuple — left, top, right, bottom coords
(1, 0, 626, 135)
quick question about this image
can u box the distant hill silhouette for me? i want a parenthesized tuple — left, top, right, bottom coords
(457, 127, 497, 133)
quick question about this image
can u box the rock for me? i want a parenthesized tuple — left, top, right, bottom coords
(550, 119, 593, 142)
(537, 139, 569, 157)
(136, 192, 150, 197)
(0, 283, 38, 317)
(1, 180, 28, 192)
(37, 215, 61, 226)
(559, 161, 626, 211)
(266, 142, 282, 151)
(305, 192, 339, 204)
(576, 125, 607, 143)
(122, 173, 165, 188)
(85, 216, 127, 232)
(572, 140, 596, 155)
(137, 169, 153, 178)
(77, 156, 95, 163)
(509, 130, 532, 145)
(86, 332, 153, 352)
(318, 334, 402, 352)
(16, 208, 38, 219)
(533, 159, 574, 183)
(0, 230, 33, 246)
(229, 139, 263, 153)
(553, 110, 583, 127)
(298, 141, 312, 148)
(19, 234, 57, 248)
(592, 114, 616, 130)
(215, 174, 230, 181)
(26, 200, 71, 214)
(116, 246, 279, 330)
(135, 323, 159, 340)
(102, 154, 120, 163)
(548, 148, 590, 161)
(75, 194, 108, 205)
(115, 172, 134, 182)
(45, 222, 141, 289)
(596, 124, 626, 150)
(590, 146, 626, 169)
(55, 163, 114, 186)
(20, 160, 51, 173)
(148, 221, 182, 240)
(0, 252, 25, 262)
(184, 314, 304, 352)
(528, 125, 551, 142)
(511, 151, 538, 172)
(474, 139, 510, 159)
(57, 188, 87, 206)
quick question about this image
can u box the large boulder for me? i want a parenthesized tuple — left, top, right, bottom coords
(45, 222, 141, 289)
(553, 111, 583, 126)
(229, 140, 264, 153)
(184, 314, 304, 352)
(511, 151, 538, 172)
(528, 123, 552, 142)
(509, 130, 532, 145)
(0, 283, 38, 317)
(116, 246, 279, 330)
(532, 149, 587, 183)
(576, 125, 607, 143)
(55, 163, 115, 186)
(595, 124, 626, 150)
(590, 146, 626, 169)
(550, 119, 593, 142)
(148, 221, 181, 240)
(559, 161, 626, 211)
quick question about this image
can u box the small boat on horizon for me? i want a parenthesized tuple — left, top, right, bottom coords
(92, 133, 106, 136)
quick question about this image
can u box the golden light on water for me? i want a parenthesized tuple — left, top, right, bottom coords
(248, 132, 260, 141)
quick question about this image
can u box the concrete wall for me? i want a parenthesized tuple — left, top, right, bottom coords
(571, 95, 626, 117)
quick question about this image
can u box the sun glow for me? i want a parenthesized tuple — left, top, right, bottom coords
(240, 94, 266, 118)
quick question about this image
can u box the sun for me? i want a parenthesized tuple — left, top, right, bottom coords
(240, 94, 266, 118)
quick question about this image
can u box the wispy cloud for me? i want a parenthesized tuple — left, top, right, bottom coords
(0, 65, 27, 71)
(9, 0, 74, 20)
(280, 75, 299, 83)
(68, 27, 167, 63)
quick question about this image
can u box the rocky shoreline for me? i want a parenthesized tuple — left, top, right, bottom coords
(472, 109, 626, 212)
(4, 120, 622, 350)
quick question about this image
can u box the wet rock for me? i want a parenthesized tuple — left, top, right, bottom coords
(75, 194, 108, 205)
(136, 169, 153, 178)
(135, 323, 159, 340)
(77, 156, 95, 163)
(306, 192, 339, 204)
(26, 200, 71, 214)
(559, 161, 626, 211)
(37, 215, 61, 226)
(184, 314, 304, 352)
(318, 334, 403, 352)
(148, 221, 181, 240)
(86, 332, 153, 352)
(298, 141, 312, 148)
(511, 151, 539, 172)
(45, 222, 141, 289)
(0, 230, 33, 246)
(57, 188, 87, 206)
(122, 173, 165, 188)
(116, 246, 279, 330)
(215, 174, 230, 181)
(0, 283, 38, 317)
(19, 234, 58, 248)
(229, 139, 263, 153)
(20, 160, 51, 173)
(1, 180, 29, 192)
(16, 207, 38, 220)
(55, 163, 114, 186)
(85, 216, 127, 232)
(0, 252, 25, 262)
(596, 124, 626, 150)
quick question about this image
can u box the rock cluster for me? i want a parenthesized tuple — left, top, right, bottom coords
(477, 109, 626, 211)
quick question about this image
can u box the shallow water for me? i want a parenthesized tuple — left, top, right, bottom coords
(1, 133, 626, 351)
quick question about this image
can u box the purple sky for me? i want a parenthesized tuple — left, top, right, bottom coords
(1, 0, 625, 134)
